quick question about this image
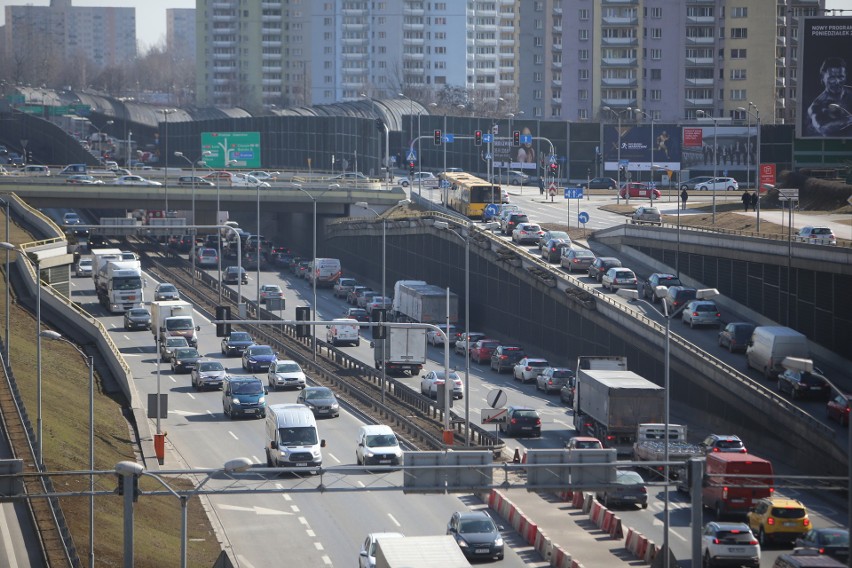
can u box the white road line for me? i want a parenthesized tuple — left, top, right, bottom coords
(252, 455, 261, 463)
(322, 555, 332, 565)
(306, 529, 315, 537)
(313, 542, 324, 551)
(299, 516, 308, 526)
(282, 494, 292, 501)
(291, 505, 300, 513)
(327, 452, 340, 463)
(187, 393, 195, 400)
(229, 431, 238, 440)
(169, 376, 176, 383)
(357, 481, 365, 488)
(206, 410, 213, 416)
(387, 513, 401, 527)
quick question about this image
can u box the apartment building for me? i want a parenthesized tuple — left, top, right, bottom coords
(167, 9, 196, 65)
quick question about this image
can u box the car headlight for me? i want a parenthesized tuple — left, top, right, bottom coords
(258, 397, 265, 404)
(312, 449, 321, 458)
(456, 538, 468, 548)
(248, 359, 256, 364)
(331, 403, 339, 409)
(494, 537, 504, 547)
(231, 398, 241, 405)
(364, 450, 375, 458)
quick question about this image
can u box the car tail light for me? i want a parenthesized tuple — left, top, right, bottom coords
(572, 259, 579, 263)
(803, 518, 810, 527)
(722, 487, 728, 499)
(716, 313, 721, 317)
(551, 247, 557, 252)
(712, 538, 721, 545)
(748, 539, 758, 545)
(525, 366, 532, 371)
(692, 311, 699, 317)
(640, 486, 647, 494)
(712, 447, 719, 452)
(767, 518, 775, 526)
(511, 418, 518, 425)
(819, 547, 826, 554)
(500, 355, 508, 360)
(535, 418, 541, 425)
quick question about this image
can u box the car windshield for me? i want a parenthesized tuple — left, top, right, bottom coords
(167, 319, 193, 331)
(230, 333, 251, 342)
(817, 530, 849, 545)
(574, 250, 594, 258)
(166, 338, 187, 347)
(715, 439, 744, 450)
(277, 363, 302, 373)
(278, 426, 318, 446)
(175, 349, 197, 358)
(574, 440, 601, 449)
(232, 381, 263, 395)
(366, 434, 398, 448)
(250, 346, 274, 356)
(552, 370, 573, 378)
(305, 388, 332, 400)
(158, 285, 176, 293)
(129, 309, 148, 317)
(198, 362, 224, 372)
(459, 519, 496, 534)
(694, 304, 717, 312)
(616, 471, 644, 485)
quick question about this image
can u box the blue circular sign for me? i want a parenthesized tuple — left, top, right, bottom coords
(578, 211, 590, 224)
(484, 203, 500, 218)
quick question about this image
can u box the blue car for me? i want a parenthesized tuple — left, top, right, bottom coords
(222, 375, 267, 419)
(241, 344, 277, 372)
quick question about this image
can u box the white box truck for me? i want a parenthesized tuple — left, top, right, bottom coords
(373, 327, 428, 376)
(392, 281, 458, 324)
(375, 535, 471, 568)
(151, 300, 198, 347)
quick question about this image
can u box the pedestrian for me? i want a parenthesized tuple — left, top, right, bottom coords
(741, 190, 750, 212)
(750, 191, 758, 212)
(538, 177, 545, 196)
(680, 188, 688, 210)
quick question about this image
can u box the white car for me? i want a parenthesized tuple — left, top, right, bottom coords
(513, 357, 550, 383)
(398, 171, 438, 187)
(601, 267, 638, 291)
(115, 175, 162, 186)
(695, 177, 739, 191)
(259, 284, 284, 303)
(195, 247, 218, 267)
(701, 522, 760, 568)
(420, 370, 464, 399)
(493, 170, 530, 185)
(247, 171, 279, 182)
(231, 173, 270, 188)
(266, 359, 307, 391)
(454, 332, 487, 356)
(512, 223, 543, 245)
(365, 296, 392, 312)
(426, 324, 457, 346)
(75, 257, 93, 277)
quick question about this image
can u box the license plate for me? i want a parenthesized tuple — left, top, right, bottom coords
(730, 498, 745, 503)
(475, 548, 489, 554)
(728, 547, 745, 553)
(318, 409, 328, 413)
(296, 462, 307, 467)
(521, 426, 531, 430)
(622, 496, 636, 500)
(246, 409, 256, 414)
(810, 387, 823, 390)
(783, 522, 798, 527)
(379, 459, 391, 464)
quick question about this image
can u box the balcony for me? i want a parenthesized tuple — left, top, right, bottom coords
(685, 78, 714, 86)
(403, 36, 424, 45)
(403, 7, 425, 16)
(686, 36, 715, 44)
(212, 13, 235, 21)
(342, 52, 367, 60)
(602, 57, 638, 66)
(262, 14, 282, 22)
(685, 57, 714, 65)
(601, 97, 638, 106)
(602, 16, 638, 25)
(213, 53, 235, 60)
(213, 26, 237, 34)
(342, 8, 364, 16)
(344, 22, 369, 31)
(552, 42, 563, 50)
(551, 97, 562, 104)
(261, 40, 282, 48)
(402, 22, 425, 31)
(552, 60, 563, 69)
(602, 37, 638, 46)
(685, 98, 713, 106)
(553, 5, 562, 14)
(405, 52, 425, 60)
(686, 16, 716, 23)
(262, 52, 279, 60)
(262, 65, 281, 73)
(212, 1, 234, 8)
(212, 40, 236, 47)
(602, 77, 638, 87)
(551, 79, 562, 87)
(261, 78, 281, 87)
(776, 77, 786, 87)
(553, 25, 563, 33)
(602, 0, 638, 3)
(776, 57, 785, 66)
(341, 36, 368, 45)
(777, 36, 786, 46)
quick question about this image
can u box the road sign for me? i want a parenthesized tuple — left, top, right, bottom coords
(484, 203, 500, 219)
(486, 388, 508, 408)
(201, 132, 261, 168)
(406, 150, 416, 161)
(578, 211, 590, 224)
(564, 187, 584, 199)
(520, 134, 532, 144)
(778, 188, 799, 202)
(444, 134, 455, 143)
(548, 154, 557, 164)
(485, 152, 492, 160)
(483, 133, 493, 143)
(481, 408, 508, 425)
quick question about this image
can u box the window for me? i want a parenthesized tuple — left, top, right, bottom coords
(534, 36, 543, 47)
(579, 8, 589, 20)
(651, 28, 662, 39)
(650, 49, 662, 60)
(578, 109, 588, 120)
(579, 49, 589, 60)
(579, 29, 588, 40)
(731, 49, 746, 59)
(534, 54, 544, 64)
(730, 69, 747, 80)
(732, 7, 747, 18)
(534, 1, 543, 10)
(730, 28, 747, 39)
(578, 89, 588, 100)
(730, 89, 747, 100)
(651, 69, 661, 80)
(535, 19, 543, 30)
(533, 72, 543, 82)
(579, 69, 589, 80)
(651, 89, 661, 101)
(534, 90, 543, 100)
(650, 7, 662, 18)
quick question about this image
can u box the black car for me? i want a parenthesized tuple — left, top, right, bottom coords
(344, 308, 370, 324)
(220, 331, 254, 356)
(778, 369, 832, 401)
(642, 273, 682, 303)
(595, 469, 648, 509)
(170, 347, 201, 374)
(718, 322, 756, 353)
(296, 387, 340, 418)
(446, 511, 504, 561)
(588, 257, 622, 282)
(502, 213, 529, 235)
(794, 528, 849, 561)
(123, 307, 151, 331)
(541, 238, 571, 263)
(490, 345, 526, 373)
(223, 266, 248, 285)
(499, 406, 541, 437)
(585, 177, 618, 190)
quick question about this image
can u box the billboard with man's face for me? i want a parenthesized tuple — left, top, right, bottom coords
(798, 17, 852, 138)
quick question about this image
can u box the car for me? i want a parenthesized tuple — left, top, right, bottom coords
(470, 339, 501, 364)
(221, 331, 254, 356)
(778, 368, 832, 401)
(420, 370, 464, 399)
(190, 359, 226, 391)
(332, 172, 369, 181)
(355, 424, 403, 467)
(695, 177, 739, 191)
(170, 347, 201, 374)
(701, 522, 761, 568)
(242, 344, 277, 372)
(357, 291, 378, 309)
(267, 359, 307, 391)
(536, 367, 574, 394)
(75, 257, 93, 277)
(195, 247, 218, 267)
(446, 510, 504, 561)
(619, 182, 661, 199)
(559, 247, 595, 273)
(454, 332, 487, 356)
(499, 405, 541, 437)
(123, 307, 151, 331)
(223, 266, 248, 285)
(358, 532, 404, 568)
(565, 436, 603, 450)
(62, 213, 82, 227)
(365, 296, 392, 312)
(537, 229, 570, 251)
(230, 173, 270, 188)
(601, 267, 638, 291)
(333, 277, 358, 298)
(827, 393, 852, 426)
(177, 176, 215, 187)
(700, 434, 747, 454)
(343, 307, 370, 324)
(490, 345, 526, 373)
(588, 256, 622, 282)
(585, 177, 618, 190)
(681, 299, 722, 328)
(679, 176, 715, 190)
(663, 286, 697, 313)
(794, 528, 849, 561)
(541, 238, 571, 262)
(595, 469, 648, 509)
(796, 226, 837, 246)
(202, 171, 234, 183)
(154, 282, 180, 301)
(348, 286, 373, 306)
(296, 260, 311, 278)
(296, 386, 340, 417)
(426, 324, 457, 347)
(115, 175, 162, 186)
(492, 169, 530, 185)
(160, 336, 189, 362)
(642, 273, 682, 303)
(259, 284, 283, 304)
(222, 375, 267, 419)
(747, 497, 810, 545)
(501, 212, 529, 235)
(631, 206, 662, 225)
(513, 357, 550, 383)
(512, 222, 544, 244)
(560, 381, 576, 405)
(247, 171, 279, 182)
(397, 171, 439, 188)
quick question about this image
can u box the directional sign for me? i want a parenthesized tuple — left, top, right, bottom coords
(483, 133, 493, 143)
(486, 388, 508, 409)
(406, 150, 416, 161)
(444, 134, 455, 143)
(564, 187, 584, 199)
(778, 188, 799, 202)
(619, 159, 629, 167)
(484, 203, 500, 219)
(520, 134, 532, 144)
(578, 211, 590, 224)
(481, 408, 508, 425)
(548, 154, 557, 164)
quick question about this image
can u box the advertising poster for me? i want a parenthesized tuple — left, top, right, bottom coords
(602, 124, 682, 172)
(680, 126, 757, 174)
(798, 17, 852, 138)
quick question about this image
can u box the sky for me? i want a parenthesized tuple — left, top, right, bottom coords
(0, 0, 849, 53)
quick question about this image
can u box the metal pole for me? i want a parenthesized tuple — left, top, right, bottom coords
(180, 496, 188, 568)
(122, 473, 135, 568)
(712, 117, 717, 224)
(746, 110, 751, 191)
(616, 115, 622, 205)
(256, 183, 261, 315)
(755, 110, 761, 232)
(663, 305, 671, 568)
(164, 112, 170, 213)
(4, 198, 9, 363)
(787, 201, 792, 326)
(155, 332, 161, 435)
(312, 198, 317, 361)
(464, 228, 470, 445)
(88, 354, 94, 568)
(216, 176, 222, 305)
(381, 218, 386, 404)
(417, 112, 422, 199)
(443, 287, 451, 444)
(36, 258, 42, 467)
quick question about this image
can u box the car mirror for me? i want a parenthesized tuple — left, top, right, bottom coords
(359, 551, 367, 558)
(195, 326, 201, 331)
(320, 439, 327, 448)
(270, 441, 278, 449)
(264, 387, 269, 395)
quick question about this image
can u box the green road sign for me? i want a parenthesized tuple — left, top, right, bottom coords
(201, 132, 261, 169)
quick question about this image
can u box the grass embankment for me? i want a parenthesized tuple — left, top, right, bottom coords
(0, 210, 220, 567)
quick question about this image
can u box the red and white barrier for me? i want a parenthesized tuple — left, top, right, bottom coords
(571, 490, 584, 508)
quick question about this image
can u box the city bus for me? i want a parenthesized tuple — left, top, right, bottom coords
(439, 172, 502, 219)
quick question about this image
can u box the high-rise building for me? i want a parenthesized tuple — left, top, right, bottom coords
(167, 8, 196, 66)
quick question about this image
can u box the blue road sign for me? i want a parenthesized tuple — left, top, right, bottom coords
(548, 154, 557, 164)
(563, 187, 584, 199)
(444, 134, 455, 143)
(407, 150, 416, 161)
(483, 133, 493, 143)
(439, 180, 450, 189)
(485, 152, 493, 160)
(520, 134, 532, 144)
(578, 211, 590, 224)
(484, 203, 500, 219)
(619, 159, 629, 167)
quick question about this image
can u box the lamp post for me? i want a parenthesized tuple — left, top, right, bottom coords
(41, 330, 95, 568)
(1, 197, 9, 363)
(126, 130, 133, 172)
(617, 286, 719, 568)
(602, 106, 634, 205)
(735, 105, 762, 231)
(292, 183, 318, 360)
(696, 110, 726, 224)
(158, 109, 177, 213)
(174, 151, 213, 286)
(92, 119, 113, 156)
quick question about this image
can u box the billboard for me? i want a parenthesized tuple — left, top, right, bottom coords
(680, 125, 757, 175)
(201, 132, 261, 168)
(798, 17, 852, 138)
(602, 124, 682, 172)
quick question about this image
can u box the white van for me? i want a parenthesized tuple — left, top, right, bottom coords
(746, 326, 809, 379)
(264, 404, 325, 469)
(22, 164, 50, 177)
(355, 424, 403, 468)
(326, 318, 360, 347)
(308, 258, 342, 287)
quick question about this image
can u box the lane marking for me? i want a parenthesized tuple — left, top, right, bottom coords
(291, 505, 300, 513)
(187, 393, 195, 400)
(327, 452, 340, 463)
(313, 542, 324, 551)
(299, 516, 308, 526)
(322, 556, 332, 565)
(387, 513, 401, 527)
(306, 529, 315, 537)
(229, 431, 238, 440)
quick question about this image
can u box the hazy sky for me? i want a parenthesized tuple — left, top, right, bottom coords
(1, 0, 849, 53)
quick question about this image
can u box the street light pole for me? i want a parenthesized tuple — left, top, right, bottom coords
(696, 110, 724, 224)
(1, 198, 9, 363)
(738, 105, 763, 231)
(602, 106, 634, 205)
(158, 109, 176, 213)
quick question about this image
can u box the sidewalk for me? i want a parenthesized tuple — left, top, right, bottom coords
(732, 209, 851, 240)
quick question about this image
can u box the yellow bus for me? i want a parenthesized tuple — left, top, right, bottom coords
(439, 172, 502, 219)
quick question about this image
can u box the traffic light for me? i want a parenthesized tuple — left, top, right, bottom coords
(474, 130, 482, 146)
(115, 473, 140, 502)
(296, 306, 311, 338)
(434, 129, 442, 146)
(215, 306, 231, 337)
(512, 130, 520, 146)
(550, 162, 558, 176)
(409, 160, 416, 176)
(371, 308, 387, 339)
